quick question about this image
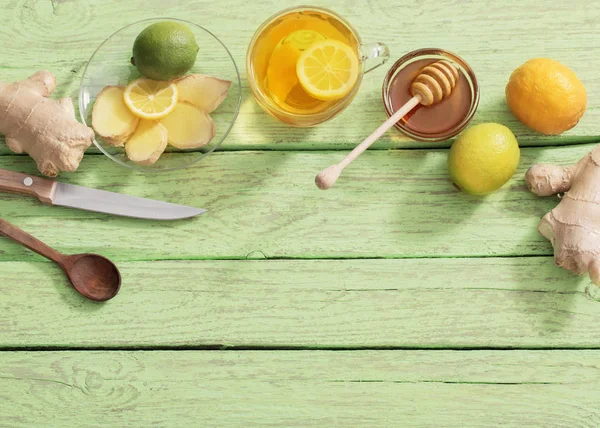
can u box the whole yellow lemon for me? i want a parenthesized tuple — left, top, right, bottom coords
(448, 123, 520, 195)
(505, 58, 586, 135)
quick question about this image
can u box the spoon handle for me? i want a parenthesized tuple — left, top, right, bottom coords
(0, 219, 65, 265)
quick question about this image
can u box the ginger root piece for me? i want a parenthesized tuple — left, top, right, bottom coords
(173, 74, 231, 113)
(0, 71, 94, 176)
(526, 145, 600, 284)
(160, 102, 215, 149)
(92, 86, 139, 146)
(125, 120, 167, 165)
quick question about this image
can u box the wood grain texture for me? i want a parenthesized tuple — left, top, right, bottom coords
(1, 257, 599, 348)
(1, 0, 600, 152)
(1, 144, 594, 261)
(1, 350, 599, 427)
(2, 0, 600, 422)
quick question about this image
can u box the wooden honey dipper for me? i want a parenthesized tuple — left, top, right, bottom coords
(315, 60, 460, 190)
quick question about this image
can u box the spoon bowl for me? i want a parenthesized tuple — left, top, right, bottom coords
(64, 254, 121, 301)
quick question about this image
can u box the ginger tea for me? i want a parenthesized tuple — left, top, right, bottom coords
(248, 8, 360, 122)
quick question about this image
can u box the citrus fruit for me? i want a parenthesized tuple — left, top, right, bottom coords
(296, 39, 359, 101)
(448, 123, 520, 195)
(267, 41, 302, 105)
(284, 30, 327, 51)
(266, 31, 328, 105)
(123, 78, 178, 120)
(131, 21, 199, 81)
(505, 58, 586, 135)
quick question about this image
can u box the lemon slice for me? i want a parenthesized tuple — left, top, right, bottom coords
(296, 40, 359, 101)
(123, 78, 178, 119)
(267, 42, 302, 105)
(284, 30, 326, 51)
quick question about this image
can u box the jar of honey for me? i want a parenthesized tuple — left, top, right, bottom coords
(382, 48, 480, 142)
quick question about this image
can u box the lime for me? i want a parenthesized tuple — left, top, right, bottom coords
(131, 21, 199, 81)
(448, 123, 520, 195)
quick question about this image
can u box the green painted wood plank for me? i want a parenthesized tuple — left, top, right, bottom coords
(1, 257, 598, 348)
(1, 350, 599, 426)
(1, 0, 600, 153)
(0, 144, 592, 261)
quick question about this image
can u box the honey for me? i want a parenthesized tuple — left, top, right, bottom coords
(383, 50, 479, 142)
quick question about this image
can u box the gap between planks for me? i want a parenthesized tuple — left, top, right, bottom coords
(0, 254, 560, 262)
(3, 345, 600, 352)
(2, 139, 600, 155)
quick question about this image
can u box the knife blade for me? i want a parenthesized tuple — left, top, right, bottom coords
(0, 169, 206, 220)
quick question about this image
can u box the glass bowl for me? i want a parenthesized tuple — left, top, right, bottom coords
(79, 18, 242, 172)
(382, 48, 479, 142)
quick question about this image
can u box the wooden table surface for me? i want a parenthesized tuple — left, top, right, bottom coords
(2, 0, 600, 426)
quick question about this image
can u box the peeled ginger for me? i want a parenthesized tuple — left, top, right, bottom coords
(125, 120, 168, 165)
(92, 86, 139, 146)
(174, 74, 231, 113)
(160, 102, 215, 149)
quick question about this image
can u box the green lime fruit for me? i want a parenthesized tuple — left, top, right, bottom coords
(131, 21, 199, 81)
(448, 123, 520, 195)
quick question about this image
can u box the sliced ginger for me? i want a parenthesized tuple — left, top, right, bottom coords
(92, 72, 228, 165)
(174, 74, 231, 113)
(125, 120, 168, 165)
(160, 102, 215, 149)
(92, 86, 139, 146)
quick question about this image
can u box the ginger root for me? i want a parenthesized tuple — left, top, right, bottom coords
(125, 120, 167, 165)
(160, 102, 215, 149)
(0, 71, 94, 176)
(173, 74, 231, 113)
(526, 145, 600, 284)
(92, 86, 139, 146)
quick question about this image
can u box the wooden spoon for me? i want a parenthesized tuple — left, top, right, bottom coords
(0, 219, 121, 301)
(315, 60, 460, 190)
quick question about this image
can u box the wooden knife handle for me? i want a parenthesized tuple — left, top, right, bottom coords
(0, 169, 56, 204)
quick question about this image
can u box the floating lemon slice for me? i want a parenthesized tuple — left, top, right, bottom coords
(296, 39, 359, 101)
(267, 41, 302, 106)
(123, 78, 178, 120)
(284, 30, 326, 51)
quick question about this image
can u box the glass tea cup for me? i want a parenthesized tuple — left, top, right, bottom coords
(246, 6, 389, 127)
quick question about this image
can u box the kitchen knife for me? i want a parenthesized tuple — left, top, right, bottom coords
(0, 169, 206, 220)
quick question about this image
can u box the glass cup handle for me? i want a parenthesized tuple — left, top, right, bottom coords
(360, 42, 390, 74)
